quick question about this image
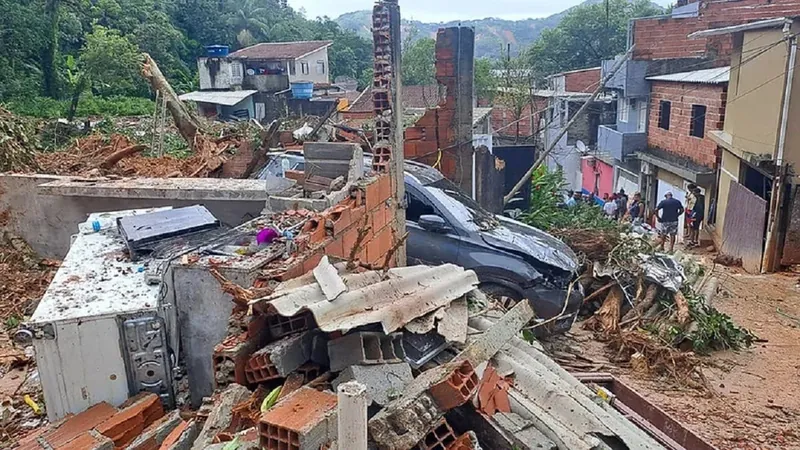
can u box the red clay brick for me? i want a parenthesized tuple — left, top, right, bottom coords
(96, 393, 163, 448)
(245, 349, 281, 384)
(447, 433, 476, 450)
(428, 360, 479, 411)
(477, 366, 512, 417)
(57, 430, 114, 450)
(324, 236, 345, 259)
(43, 402, 117, 448)
(302, 251, 324, 274)
(376, 174, 392, 203)
(331, 206, 353, 236)
(365, 177, 382, 211)
(258, 387, 337, 450)
(284, 170, 304, 182)
(158, 420, 191, 450)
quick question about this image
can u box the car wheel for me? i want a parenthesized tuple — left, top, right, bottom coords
(480, 284, 523, 310)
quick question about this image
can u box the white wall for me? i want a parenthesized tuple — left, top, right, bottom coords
(289, 47, 330, 84)
(198, 58, 243, 90)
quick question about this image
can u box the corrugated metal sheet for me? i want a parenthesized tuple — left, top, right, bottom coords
(179, 90, 257, 106)
(254, 264, 478, 334)
(646, 67, 730, 84)
(722, 181, 767, 273)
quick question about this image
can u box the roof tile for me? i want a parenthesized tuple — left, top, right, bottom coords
(228, 41, 332, 60)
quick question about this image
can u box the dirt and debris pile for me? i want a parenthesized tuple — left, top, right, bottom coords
(566, 230, 754, 389)
(0, 107, 40, 173)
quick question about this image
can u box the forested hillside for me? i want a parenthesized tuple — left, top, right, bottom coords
(0, 0, 372, 117)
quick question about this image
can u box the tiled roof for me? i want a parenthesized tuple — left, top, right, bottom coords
(228, 40, 332, 60)
(348, 86, 442, 113)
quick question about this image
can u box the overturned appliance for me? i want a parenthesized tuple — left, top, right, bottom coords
(17, 206, 222, 421)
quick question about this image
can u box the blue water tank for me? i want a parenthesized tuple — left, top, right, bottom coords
(291, 81, 314, 99)
(205, 45, 229, 57)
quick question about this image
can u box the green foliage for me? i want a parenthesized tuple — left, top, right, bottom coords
(684, 289, 755, 355)
(520, 166, 619, 232)
(0, 0, 372, 116)
(4, 96, 154, 119)
(527, 0, 663, 78)
(494, 54, 534, 139)
(402, 37, 436, 86)
(474, 58, 497, 103)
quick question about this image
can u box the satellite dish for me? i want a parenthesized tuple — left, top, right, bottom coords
(576, 140, 588, 154)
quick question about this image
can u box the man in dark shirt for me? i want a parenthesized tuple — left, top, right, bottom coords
(655, 192, 684, 253)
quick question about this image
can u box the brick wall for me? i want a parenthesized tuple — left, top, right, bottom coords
(403, 29, 463, 182)
(280, 174, 398, 281)
(564, 68, 601, 93)
(632, 0, 800, 61)
(647, 81, 726, 168)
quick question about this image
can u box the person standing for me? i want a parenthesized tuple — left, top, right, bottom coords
(615, 189, 629, 221)
(688, 187, 705, 247)
(654, 192, 684, 253)
(603, 194, 618, 218)
(684, 183, 697, 235)
(566, 190, 579, 208)
(627, 192, 645, 223)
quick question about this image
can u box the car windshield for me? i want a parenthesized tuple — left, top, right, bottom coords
(423, 178, 499, 231)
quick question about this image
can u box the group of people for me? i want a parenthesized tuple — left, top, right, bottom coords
(567, 184, 705, 253)
(600, 189, 645, 223)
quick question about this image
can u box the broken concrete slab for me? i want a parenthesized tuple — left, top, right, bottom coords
(368, 302, 534, 450)
(127, 410, 182, 450)
(436, 297, 468, 343)
(191, 384, 251, 450)
(313, 255, 346, 301)
(332, 362, 413, 406)
(492, 412, 556, 450)
(159, 420, 197, 450)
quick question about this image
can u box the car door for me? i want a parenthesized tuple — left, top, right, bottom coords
(405, 184, 460, 266)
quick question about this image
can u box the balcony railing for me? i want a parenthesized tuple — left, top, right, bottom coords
(597, 125, 647, 160)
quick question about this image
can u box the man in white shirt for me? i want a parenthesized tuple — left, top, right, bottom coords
(603, 194, 618, 218)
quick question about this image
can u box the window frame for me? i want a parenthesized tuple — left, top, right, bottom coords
(300, 61, 309, 75)
(316, 60, 325, 74)
(658, 100, 671, 130)
(618, 97, 629, 123)
(690, 104, 706, 138)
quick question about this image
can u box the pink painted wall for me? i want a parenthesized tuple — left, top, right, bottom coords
(581, 158, 614, 197)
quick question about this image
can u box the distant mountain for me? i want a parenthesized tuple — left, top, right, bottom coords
(335, 0, 662, 59)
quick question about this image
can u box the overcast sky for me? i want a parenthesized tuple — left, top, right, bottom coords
(289, 0, 671, 23)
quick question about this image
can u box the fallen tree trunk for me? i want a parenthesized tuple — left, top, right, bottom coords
(99, 144, 147, 169)
(620, 284, 659, 324)
(582, 286, 624, 332)
(674, 290, 691, 326)
(141, 53, 201, 144)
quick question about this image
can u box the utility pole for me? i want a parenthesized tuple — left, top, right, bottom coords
(502, 46, 635, 206)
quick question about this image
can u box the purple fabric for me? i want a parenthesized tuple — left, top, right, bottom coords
(256, 227, 279, 245)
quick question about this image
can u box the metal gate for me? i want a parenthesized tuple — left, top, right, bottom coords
(722, 181, 767, 273)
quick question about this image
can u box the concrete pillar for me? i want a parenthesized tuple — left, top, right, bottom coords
(337, 381, 368, 450)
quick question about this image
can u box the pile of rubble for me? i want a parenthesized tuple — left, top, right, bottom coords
(569, 230, 754, 388)
(0, 107, 40, 173)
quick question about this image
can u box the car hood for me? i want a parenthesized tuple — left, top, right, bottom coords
(481, 216, 579, 272)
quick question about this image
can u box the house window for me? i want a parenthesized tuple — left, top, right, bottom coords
(316, 60, 325, 74)
(288, 60, 296, 76)
(658, 101, 671, 130)
(230, 63, 242, 79)
(301, 62, 309, 75)
(618, 97, 629, 122)
(690, 105, 706, 138)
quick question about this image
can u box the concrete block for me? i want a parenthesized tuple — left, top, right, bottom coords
(412, 417, 456, 450)
(266, 312, 314, 340)
(259, 387, 338, 450)
(127, 410, 182, 450)
(332, 362, 412, 406)
(327, 332, 405, 372)
(246, 332, 313, 383)
(158, 419, 198, 450)
(310, 333, 330, 366)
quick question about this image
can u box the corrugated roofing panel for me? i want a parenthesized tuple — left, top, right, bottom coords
(178, 90, 257, 106)
(254, 264, 479, 334)
(646, 67, 730, 84)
